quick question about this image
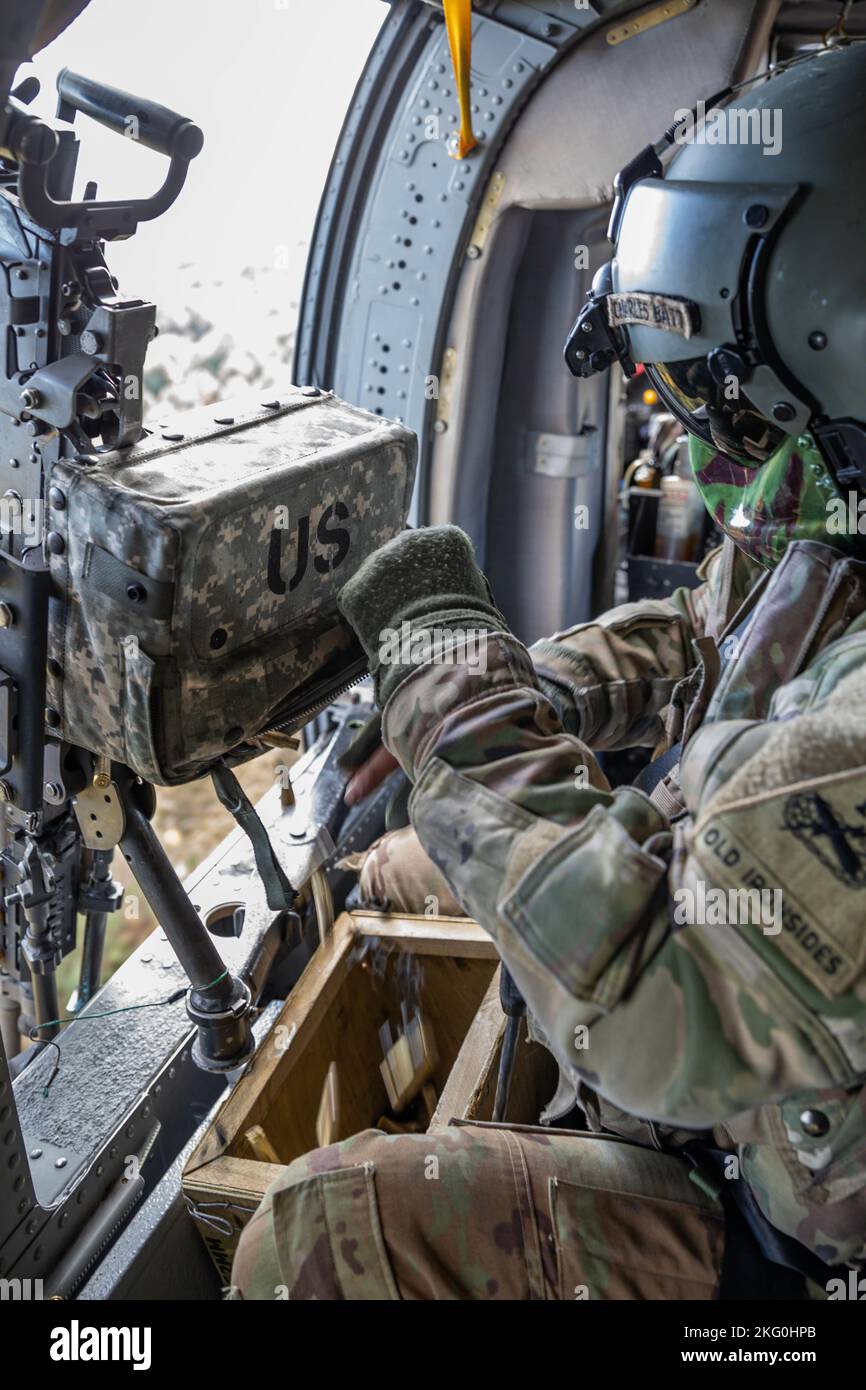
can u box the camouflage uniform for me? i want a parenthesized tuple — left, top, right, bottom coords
(233, 521, 866, 1297)
(231, 1123, 725, 1300)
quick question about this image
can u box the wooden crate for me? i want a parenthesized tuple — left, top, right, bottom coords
(430, 968, 559, 1129)
(183, 910, 499, 1281)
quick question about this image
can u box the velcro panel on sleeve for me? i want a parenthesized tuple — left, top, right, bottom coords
(500, 804, 668, 1009)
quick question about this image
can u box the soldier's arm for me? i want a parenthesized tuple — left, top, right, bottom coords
(384, 625, 866, 1131)
(342, 542, 762, 806)
(530, 541, 761, 749)
(339, 527, 863, 1130)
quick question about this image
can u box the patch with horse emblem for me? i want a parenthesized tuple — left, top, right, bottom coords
(782, 792, 866, 889)
(692, 770, 866, 998)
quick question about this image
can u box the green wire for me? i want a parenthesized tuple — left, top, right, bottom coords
(29, 967, 231, 1098)
(30, 968, 229, 1034)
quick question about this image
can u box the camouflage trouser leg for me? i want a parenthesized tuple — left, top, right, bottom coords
(230, 1122, 726, 1300)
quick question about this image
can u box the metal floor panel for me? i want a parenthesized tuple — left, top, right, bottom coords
(78, 1001, 285, 1302)
(2, 731, 344, 1288)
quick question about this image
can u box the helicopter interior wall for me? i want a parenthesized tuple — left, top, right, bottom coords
(422, 0, 775, 639)
(425, 206, 534, 558)
(482, 207, 611, 645)
(298, 0, 776, 524)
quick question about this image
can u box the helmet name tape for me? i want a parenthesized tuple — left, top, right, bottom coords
(607, 291, 699, 340)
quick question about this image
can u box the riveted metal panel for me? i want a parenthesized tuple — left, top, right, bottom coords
(333, 17, 554, 439)
(296, 1, 621, 520)
(0, 1025, 36, 1265)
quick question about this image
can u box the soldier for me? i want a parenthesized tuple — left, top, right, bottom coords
(232, 42, 866, 1299)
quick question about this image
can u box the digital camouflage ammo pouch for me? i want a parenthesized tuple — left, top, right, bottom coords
(45, 387, 417, 786)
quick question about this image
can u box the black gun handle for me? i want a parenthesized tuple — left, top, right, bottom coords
(499, 965, 526, 1019)
(56, 69, 204, 161)
(492, 968, 527, 1123)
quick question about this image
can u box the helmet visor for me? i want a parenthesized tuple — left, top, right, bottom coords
(647, 358, 787, 466)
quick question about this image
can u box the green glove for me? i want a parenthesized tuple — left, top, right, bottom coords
(337, 525, 508, 706)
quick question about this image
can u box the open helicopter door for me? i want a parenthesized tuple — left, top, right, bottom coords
(295, 0, 779, 644)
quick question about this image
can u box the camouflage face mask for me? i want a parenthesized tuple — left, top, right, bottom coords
(688, 432, 858, 570)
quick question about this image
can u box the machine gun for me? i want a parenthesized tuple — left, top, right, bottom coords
(0, 67, 261, 1071)
(0, 56, 415, 1084)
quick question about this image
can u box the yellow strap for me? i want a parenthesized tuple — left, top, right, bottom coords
(443, 0, 478, 159)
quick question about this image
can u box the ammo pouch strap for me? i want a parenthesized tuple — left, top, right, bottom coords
(211, 761, 296, 911)
(633, 741, 684, 820)
(633, 743, 680, 798)
(684, 1143, 837, 1298)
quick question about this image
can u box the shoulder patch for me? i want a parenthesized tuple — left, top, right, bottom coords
(692, 770, 866, 999)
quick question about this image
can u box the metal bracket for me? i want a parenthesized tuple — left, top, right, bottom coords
(524, 428, 601, 479)
(606, 0, 697, 46)
(24, 294, 156, 450)
(22, 352, 101, 430)
(72, 779, 125, 851)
